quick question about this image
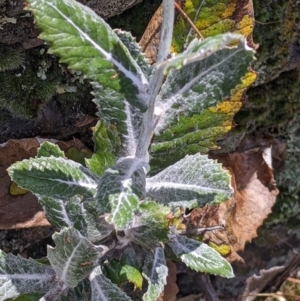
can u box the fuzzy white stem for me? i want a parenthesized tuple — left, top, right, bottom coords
(135, 68, 164, 161)
(156, 0, 175, 64)
(135, 0, 175, 161)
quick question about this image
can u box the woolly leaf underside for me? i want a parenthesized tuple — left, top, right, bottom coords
(92, 84, 142, 157)
(85, 121, 119, 176)
(126, 201, 170, 248)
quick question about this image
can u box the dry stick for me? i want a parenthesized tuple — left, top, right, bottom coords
(286, 277, 300, 284)
(238, 293, 300, 298)
(174, 1, 204, 40)
(176, 225, 224, 235)
(255, 20, 281, 25)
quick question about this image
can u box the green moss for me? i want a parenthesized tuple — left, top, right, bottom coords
(266, 192, 300, 229)
(0, 45, 95, 120)
(0, 44, 25, 71)
(234, 69, 300, 133)
(221, 0, 300, 142)
(0, 110, 8, 125)
(0, 47, 60, 119)
(276, 112, 300, 194)
(252, 0, 300, 85)
(55, 79, 94, 116)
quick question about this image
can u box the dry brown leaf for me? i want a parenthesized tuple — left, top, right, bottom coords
(187, 140, 283, 262)
(74, 114, 98, 128)
(0, 138, 91, 230)
(158, 261, 179, 301)
(238, 250, 300, 301)
(238, 266, 286, 301)
(139, 4, 162, 64)
(139, 0, 184, 64)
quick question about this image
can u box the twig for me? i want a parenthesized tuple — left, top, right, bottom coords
(287, 277, 300, 284)
(177, 225, 225, 235)
(174, 1, 204, 40)
(255, 20, 281, 25)
(238, 292, 300, 299)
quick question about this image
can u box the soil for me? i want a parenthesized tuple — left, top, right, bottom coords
(0, 222, 299, 300)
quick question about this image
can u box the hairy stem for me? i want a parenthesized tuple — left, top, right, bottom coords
(156, 0, 175, 64)
(135, 0, 175, 161)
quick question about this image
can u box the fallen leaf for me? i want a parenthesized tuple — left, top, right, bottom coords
(158, 261, 179, 301)
(0, 138, 92, 229)
(238, 266, 285, 301)
(238, 251, 300, 301)
(187, 138, 282, 262)
(74, 114, 98, 128)
(10, 181, 29, 195)
(139, 4, 163, 64)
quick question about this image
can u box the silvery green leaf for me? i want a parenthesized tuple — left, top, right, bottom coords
(168, 200, 199, 209)
(37, 141, 65, 158)
(114, 29, 151, 79)
(83, 203, 115, 243)
(154, 37, 255, 133)
(40, 195, 114, 243)
(39, 195, 87, 234)
(26, 0, 149, 111)
(167, 234, 234, 278)
(146, 153, 232, 207)
(126, 201, 170, 248)
(95, 157, 148, 229)
(47, 228, 99, 288)
(160, 33, 246, 73)
(85, 121, 119, 177)
(142, 247, 168, 301)
(92, 83, 143, 157)
(0, 250, 56, 301)
(8, 157, 98, 201)
(62, 279, 91, 301)
(89, 266, 132, 301)
(39, 281, 66, 301)
(151, 36, 255, 171)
